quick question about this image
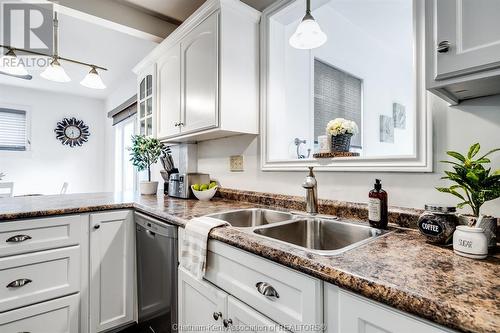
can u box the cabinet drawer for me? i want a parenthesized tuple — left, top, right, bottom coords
(0, 215, 82, 257)
(0, 246, 80, 312)
(0, 293, 79, 333)
(205, 240, 322, 329)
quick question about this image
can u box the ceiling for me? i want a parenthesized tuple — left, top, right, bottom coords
(120, 0, 278, 22)
(0, 8, 157, 99)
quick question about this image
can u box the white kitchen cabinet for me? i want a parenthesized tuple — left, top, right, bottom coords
(134, 0, 260, 142)
(157, 44, 181, 138)
(205, 240, 323, 330)
(178, 267, 227, 332)
(426, 0, 500, 104)
(137, 66, 155, 137)
(0, 246, 80, 313)
(178, 267, 285, 333)
(0, 293, 79, 333)
(89, 210, 136, 333)
(0, 214, 81, 257)
(324, 283, 455, 333)
(180, 13, 219, 135)
(226, 296, 286, 332)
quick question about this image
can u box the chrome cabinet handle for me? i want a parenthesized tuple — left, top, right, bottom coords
(7, 278, 32, 288)
(94, 224, 100, 230)
(223, 318, 232, 328)
(6, 235, 32, 243)
(213, 311, 222, 321)
(437, 40, 451, 53)
(256, 282, 280, 298)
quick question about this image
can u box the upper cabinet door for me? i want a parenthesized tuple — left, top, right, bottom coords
(138, 69, 155, 137)
(157, 44, 182, 139)
(180, 12, 219, 134)
(434, 0, 500, 79)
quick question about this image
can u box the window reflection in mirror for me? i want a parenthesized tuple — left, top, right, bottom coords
(267, 0, 415, 161)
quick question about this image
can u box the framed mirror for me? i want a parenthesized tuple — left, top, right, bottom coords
(260, 0, 431, 172)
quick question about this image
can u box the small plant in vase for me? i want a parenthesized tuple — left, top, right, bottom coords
(326, 118, 358, 152)
(130, 135, 164, 195)
(437, 143, 499, 249)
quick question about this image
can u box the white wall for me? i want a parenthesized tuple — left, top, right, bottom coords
(198, 93, 500, 217)
(0, 84, 106, 195)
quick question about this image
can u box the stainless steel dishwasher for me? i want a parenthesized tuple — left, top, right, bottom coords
(135, 212, 178, 333)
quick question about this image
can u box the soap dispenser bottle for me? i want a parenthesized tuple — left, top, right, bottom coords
(368, 179, 388, 229)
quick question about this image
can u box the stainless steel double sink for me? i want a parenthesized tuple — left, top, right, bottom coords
(207, 208, 389, 255)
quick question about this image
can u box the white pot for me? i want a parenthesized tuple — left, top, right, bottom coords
(140, 181, 158, 195)
(453, 226, 488, 259)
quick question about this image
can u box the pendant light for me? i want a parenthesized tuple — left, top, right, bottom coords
(40, 12, 71, 82)
(289, 0, 327, 50)
(41, 58, 71, 82)
(0, 49, 29, 76)
(80, 66, 106, 89)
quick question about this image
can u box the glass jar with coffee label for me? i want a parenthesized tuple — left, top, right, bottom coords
(418, 205, 458, 244)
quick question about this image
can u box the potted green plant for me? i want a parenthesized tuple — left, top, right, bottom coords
(437, 143, 499, 249)
(326, 118, 358, 152)
(130, 135, 164, 195)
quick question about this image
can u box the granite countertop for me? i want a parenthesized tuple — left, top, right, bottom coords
(0, 191, 498, 333)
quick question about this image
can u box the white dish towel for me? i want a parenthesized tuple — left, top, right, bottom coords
(180, 216, 229, 279)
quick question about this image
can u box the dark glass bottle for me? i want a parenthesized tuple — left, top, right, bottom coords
(368, 179, 388, 229)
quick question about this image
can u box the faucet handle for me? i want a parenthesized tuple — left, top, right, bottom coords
(303, 166, 317, 189)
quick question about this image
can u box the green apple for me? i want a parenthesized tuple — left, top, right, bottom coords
(209, 181, 217, 189)
(192, 184, 200, 191)
(200, 184, 209, 191)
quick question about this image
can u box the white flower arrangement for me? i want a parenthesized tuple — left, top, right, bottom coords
(326, 118, 359, 136)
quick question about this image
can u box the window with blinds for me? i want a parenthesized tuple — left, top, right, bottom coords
(0, 108, 28, 151)
(314, 59, 362, 148)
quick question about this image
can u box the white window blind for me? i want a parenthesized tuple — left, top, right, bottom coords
(0, 108, 28, 151)
(314, 59, 362, 148)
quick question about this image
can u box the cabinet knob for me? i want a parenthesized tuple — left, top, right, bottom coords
(174, 122, 179, 127)
(6, 234, 32, 243)
(437, 40, 451, 53)
(256, 282, 280, 298)
(223, 318, 233, 328)
(6, 278, 32, 288)
(178, 122, 184, 127)
(94, 224, 100, 230)
(213, 311, 222, 321)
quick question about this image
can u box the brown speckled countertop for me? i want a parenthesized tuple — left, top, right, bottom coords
(0, 191, 498, 333)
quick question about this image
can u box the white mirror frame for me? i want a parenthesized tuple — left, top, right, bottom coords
(260, 0, 432, 172)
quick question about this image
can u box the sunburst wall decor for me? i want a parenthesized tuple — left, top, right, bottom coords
(54, 117, 90, 147)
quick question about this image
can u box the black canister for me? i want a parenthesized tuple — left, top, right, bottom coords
(418, 205, 458, 244)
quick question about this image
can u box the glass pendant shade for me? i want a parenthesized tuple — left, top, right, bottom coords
(0, 50, 29, 76)
(289, 17, 327, 49)
(289, 0, 327, 50)
(41, 58, 71, 82)
(80, 67, 106, 89)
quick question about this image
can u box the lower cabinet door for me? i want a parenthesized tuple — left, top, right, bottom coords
(178, 267, 227, 332)
(226, 296, 288, 332)
(89, 210, 135, 333)
(0, 293, 79, 333)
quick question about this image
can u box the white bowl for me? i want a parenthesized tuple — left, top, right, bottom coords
(191, 185, 218, 201)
